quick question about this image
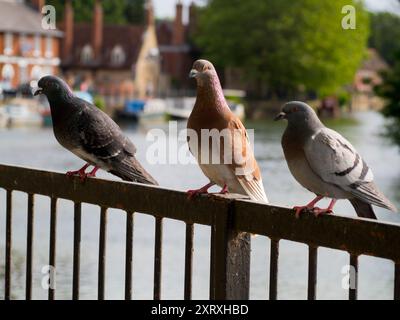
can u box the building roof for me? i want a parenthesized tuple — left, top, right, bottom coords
(0, 0, 62, 36)
(63, 23, 145, 70)
(360, 49, 389, 72)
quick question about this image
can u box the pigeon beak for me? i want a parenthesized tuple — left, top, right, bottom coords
(274, 112, 286, 121)
(34, 88, 43, 96)
(189, 69, 198, 78)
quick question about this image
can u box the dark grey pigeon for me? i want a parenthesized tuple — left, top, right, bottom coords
(275, 101, 397, 219)
(35, 75, 157, 185)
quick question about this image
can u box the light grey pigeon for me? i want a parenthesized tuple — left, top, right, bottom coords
(34, 76, 157, 185)
(275, 101, 397, 219)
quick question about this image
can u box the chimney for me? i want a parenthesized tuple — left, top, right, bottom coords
(188, 2, 197, 36)
(172, 1, 184, 45)
(145, 0, 155, 26)
(63, 0, 74, 60)
(92, 0, 103, 60)
(31, 0, 45, 11)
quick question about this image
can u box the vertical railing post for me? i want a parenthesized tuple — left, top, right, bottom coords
(210, 202, 250, 300)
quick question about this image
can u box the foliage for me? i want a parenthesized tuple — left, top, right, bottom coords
(47, 0, 145, 24)
(195, 0, 369, 98)
(375, 51, 400, 147)
(94, 95, 106, 111)
(369, 12, 400, 67)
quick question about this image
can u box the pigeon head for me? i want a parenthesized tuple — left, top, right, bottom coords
(274, 101, 315, 121)
(275, 101, 323, 131)
(34, 76, 73, 101)
(189, 59, 218, 87)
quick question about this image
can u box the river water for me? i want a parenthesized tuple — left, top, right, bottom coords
(0, 111, 399, 300)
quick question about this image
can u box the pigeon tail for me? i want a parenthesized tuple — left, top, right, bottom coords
(350, 182, 397, 213)
(238, 177, 269, 203)
(109, 157, 158, 185)
(349, 198, 377, 219)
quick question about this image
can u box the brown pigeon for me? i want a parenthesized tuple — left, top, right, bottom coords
(186, 59, 268, 203)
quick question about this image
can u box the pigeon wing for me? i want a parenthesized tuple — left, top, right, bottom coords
(303, 128, 396, 211)
(303, 127, 373, 188)
(227, 117, 269, 203)
(76, 100, 136, 161)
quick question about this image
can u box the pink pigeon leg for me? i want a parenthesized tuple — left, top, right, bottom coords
(314, 199, 337, 217)
(66, 163, 90, 178)
(187, 182, 215, 199)
(80, 166, 100, 181)
(293, 195, 324, 218)
(219, 184, 228, 194)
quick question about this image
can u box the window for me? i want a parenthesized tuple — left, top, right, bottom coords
(111, 45, 125, 66)
(4, 32, 13, 55)
(81, 44, 93, 64)
(20, 34, 31, 56)
(45, 36, 53, 57)
(34, 35, 41, 57)
(30, 65, 42, 80)
(2, 64, 15, 80)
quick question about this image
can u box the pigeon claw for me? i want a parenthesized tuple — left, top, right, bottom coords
(293, 206, 309, 218)
(313, 208, 333, 217)
(293, 205, 321, 218)
(186, 189, 210, 199)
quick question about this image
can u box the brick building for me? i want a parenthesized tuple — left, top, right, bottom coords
(157, 1, 199, 93)
(60, 0, 161, 107)
(0, 0, 62, 91)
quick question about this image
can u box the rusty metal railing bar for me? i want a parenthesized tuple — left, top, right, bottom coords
(349, 254, 358, 300)
(98, 207, 108, 300)
(395, 263, 400, 300)
(269, 239, 279, 300)
(234, 201, 400, 262)
(307, 246, 318, 300)
(124, 211, 134, 300)
(25, 193, 34, 300)
(5, 190, 12, 300)
(184, 223, 194, 300)
(2, 165, 400, 301)
(0, 165, 217, 226)
(48, 197, 57, 300)
(153, 217, 163, 300)
(72, 202, 82, 300)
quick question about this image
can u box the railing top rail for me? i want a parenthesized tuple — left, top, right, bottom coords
(1, 164, 400, 262)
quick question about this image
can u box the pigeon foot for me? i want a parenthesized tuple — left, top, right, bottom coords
(187, 182, 215, 199)
(314, 199, 337, 217)
(78, 167, 100, 182)
(293, 195, 324, 218)
(313, 208, 333, 217)
(66, 163, 99, 182)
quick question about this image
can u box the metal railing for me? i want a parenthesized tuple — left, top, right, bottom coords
(0, 164, 400, 300)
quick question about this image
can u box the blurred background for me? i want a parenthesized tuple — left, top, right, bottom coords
(0, 0, 400, 300)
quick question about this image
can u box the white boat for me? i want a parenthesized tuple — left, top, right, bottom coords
(4, 101, 43, 127)
(166, 98, 246, 121)
(0, 108, 10, 128)
(117, 98, 167, 121)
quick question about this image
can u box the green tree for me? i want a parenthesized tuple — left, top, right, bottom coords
(195, 0, 369, 98)
(47, 0, 145, 24)
(125, 0, 145, 24)
(375, 51, 400, 147)
(369, 12, 400, 66)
